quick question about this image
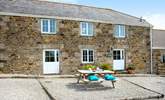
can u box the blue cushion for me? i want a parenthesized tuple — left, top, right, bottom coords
(87, 75, 99, 81)
(104, 74, 116, 81)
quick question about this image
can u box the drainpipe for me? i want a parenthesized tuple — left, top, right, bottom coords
(150, 24, 153, 74)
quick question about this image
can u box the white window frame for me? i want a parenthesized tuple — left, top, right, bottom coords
(41, 19, 56, 34)
(114, 25, 126, 38)
(80, 22, 94, 36)
(81, 49, 94, 63)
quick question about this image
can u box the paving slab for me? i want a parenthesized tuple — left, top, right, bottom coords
(0, 79, 50, 100)
(40, 78, 162, 100)
(122, 77, 165, 96)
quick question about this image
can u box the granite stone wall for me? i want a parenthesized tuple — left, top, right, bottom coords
(152, 49, 165, 75)
(0, 15, 151, 74)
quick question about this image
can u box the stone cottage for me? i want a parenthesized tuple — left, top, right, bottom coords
(152, 29, 165, 75)
(0, 0, 152, 75)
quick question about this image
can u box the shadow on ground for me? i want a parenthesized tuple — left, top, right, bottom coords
(66, 82, 114, 91)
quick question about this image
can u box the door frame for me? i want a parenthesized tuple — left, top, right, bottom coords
(43, 49, 60, 74)
(113, 49, 125, 70)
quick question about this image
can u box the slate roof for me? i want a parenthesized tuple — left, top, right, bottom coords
(0, 0, 151, 27)
(153, 29, 165, 48)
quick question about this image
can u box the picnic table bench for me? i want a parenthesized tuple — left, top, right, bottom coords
(77, 70, 116, 88)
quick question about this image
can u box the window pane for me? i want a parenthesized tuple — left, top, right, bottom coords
(113, 50, 121, 60)
(89, 50, 93, 56)
(45, 51, 55, 62)
(49, 51, 54, 57)
(89, 50, 94, 62)
(88, 23, 93, 36)
(50, 57, 55, 62)
(115, 25, 125, 37)
(56, 51, 59, 62)
(89, 55, 93, 62)
(45, 57, 49, 62)
(50, 19, 56, 32)
(45, 51, 50, 57)
(116, 51, 121, 60)
(116, 55, 120, 60)
(113, 51, 116, 60)
(42, 20, 49, 32)
(121, 50, 124, 59)
(83, 50, 88, 62)
(120, 25, 125, 37)
(115, 25, 119, 37)
(83, 50, 87, 56)
(81, 22, 87, 35)
(83, 55, 88, 62)
(82, 49, 94, 63)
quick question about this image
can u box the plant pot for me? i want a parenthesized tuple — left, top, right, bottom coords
(127, 70, 135, 74)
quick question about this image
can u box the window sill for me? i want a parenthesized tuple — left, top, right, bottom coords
(82, 62, 94, 64)
(41, 33, 57, 35)
(114, 37, 126, 39)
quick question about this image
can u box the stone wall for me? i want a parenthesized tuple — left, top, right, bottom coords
(152, 49, 165, 75)
(0, 15, 151, 74)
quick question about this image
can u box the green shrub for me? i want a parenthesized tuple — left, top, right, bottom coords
(81, 65, 96, 70)
(100, 63, 112, 70)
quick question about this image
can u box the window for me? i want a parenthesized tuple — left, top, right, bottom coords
(81, 49, 94, 63)
(41, 19, 56, 34)
(45, 50, 59, 62)
(80, 22, 94, 36)
(45, 51, 55, 62)
(161, 54, 165, 63)
(114, 25, 126, 38)
(113, 50, 124, 60)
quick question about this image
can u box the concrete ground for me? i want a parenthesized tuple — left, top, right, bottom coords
(122, 77, 165, 96)
(0, 76, 164, 100)
(39, 77, 164, 100)
(0, 79, 50, 100)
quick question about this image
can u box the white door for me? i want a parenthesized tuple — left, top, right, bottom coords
(113, 49, 125, 70)
(43, 49, 59, 74)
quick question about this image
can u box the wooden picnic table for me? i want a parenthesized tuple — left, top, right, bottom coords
(77, 70, 116, 88)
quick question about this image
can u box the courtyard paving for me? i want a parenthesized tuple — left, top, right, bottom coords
(0, 76, 164, 100)
(122, 77, 165, 96)
(0, 79, 50, 100)
(40, 77, 164, 100)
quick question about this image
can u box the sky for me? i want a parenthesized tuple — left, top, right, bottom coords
(45, 0, 165, 29)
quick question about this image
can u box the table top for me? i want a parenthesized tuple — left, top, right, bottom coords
(77, 70, 114, 74)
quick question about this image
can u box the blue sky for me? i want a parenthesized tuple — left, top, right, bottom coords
(45, 0, 165, 29)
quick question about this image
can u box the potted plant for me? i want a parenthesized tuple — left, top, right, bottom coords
(100, 63, 113, 71)
(81, 64, 96, 71)
(126, 64, 136, 74)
